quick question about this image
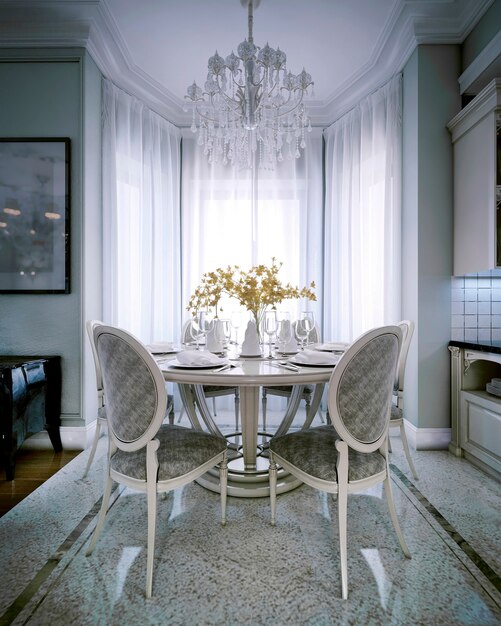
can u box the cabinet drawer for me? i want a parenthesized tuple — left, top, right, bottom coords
(460, 391, 501, 474)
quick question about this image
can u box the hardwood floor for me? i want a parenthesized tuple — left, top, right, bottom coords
(0, 448, 81, 517)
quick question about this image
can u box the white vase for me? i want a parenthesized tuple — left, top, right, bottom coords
(241, 320, 262, 356)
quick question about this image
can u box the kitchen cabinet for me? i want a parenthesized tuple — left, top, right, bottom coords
(448, 79, 501, 276)
(449, 342, 501, 479)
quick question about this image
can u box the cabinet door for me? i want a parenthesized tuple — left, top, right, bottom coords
(453, 114, 496, 275)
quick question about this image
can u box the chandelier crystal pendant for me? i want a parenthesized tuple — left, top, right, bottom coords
(184, 0, 314, 169)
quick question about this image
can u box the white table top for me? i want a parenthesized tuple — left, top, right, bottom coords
(158, 354, 335, 386)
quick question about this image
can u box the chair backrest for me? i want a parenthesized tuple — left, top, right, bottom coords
(86, 320, 104, 407)
(327, 325, 402, 454)
(395, 320, 414, 395)
(93, 324, 168, 452)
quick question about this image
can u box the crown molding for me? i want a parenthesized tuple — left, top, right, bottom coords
(0, 0, 495, 128)
(459, 30, 501, 94)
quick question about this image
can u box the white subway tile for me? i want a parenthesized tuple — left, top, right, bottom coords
(451, 315, 464, 328)
(478, 289, 491, 302)
(451, 289, 465, 302)
(492, 329, 501, 341)
(464, 315, 477, 328)
(477, 278, 491, 288)
(492, 302, 501, 314)
(465, 278, 478, 288)
(451, 301, 464, 314)
(477, 315, 491, 328)
(464, 289, 477, 301)
(451, 277, 464, 289)
(478, 302, 491, 315)
(491, 315, 501, 327)
(465, 302, 477, 314)
(464, 329, 478, 342)
(491, 289, 501, 301)
(451, 328, 464, 341)
(478, 328, 492, 342)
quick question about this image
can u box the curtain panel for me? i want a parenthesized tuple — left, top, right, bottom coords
(180, 130, 324, 335)
(323, 74, 402, 342)
(102, 79, 181, 344)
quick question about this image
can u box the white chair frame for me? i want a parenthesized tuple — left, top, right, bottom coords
(390, 320, 418, 479)
(86, 324, 228, 598)
(269, 325, 411, 599)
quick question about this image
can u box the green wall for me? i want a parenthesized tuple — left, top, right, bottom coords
(0, 49, 102, 436)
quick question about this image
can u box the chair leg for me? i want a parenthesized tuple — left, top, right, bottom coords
(399, 421, 418, 479)
(168, 404, 175, 426)
(82, 418, 103, 479)
(86, 474, 113, 556)
(388, 434, 393, 452)
(383, 473, 411, 559)
(220, 454, 228, 525)
(177, 407, 185, 424)
(335, 441, 349, 600)
(146, 483, 157, 599)
(269, 453, 277, 526)
(212, 397, 217, 416)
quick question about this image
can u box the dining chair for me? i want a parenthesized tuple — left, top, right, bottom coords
(86, 323, 228, 598)
(179, 319, 240, 432)
(83, 320, 175, 479)
(389, 320, 418, 479)
(269, 325, 411, 599)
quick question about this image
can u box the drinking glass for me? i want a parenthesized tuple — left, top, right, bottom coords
(299, 310, 315, 347)
(191, 311, 213, 350)
(277, 319, 292, 355)
(295, 319, 309, 350)
(230, 310, 242, 345)
(263, 310, 278, 359)
(219, 318, 231, 350)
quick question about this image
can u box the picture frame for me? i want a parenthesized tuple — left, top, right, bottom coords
(0, 138, 70, 294)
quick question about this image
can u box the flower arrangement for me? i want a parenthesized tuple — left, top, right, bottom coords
(188, 258, 316, 335)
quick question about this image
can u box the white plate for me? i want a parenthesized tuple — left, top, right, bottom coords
(168, 359, 228, 369)
(315, 342, 349, 352)
(150, 347, 180, 355)
(288, 357, 339, 368)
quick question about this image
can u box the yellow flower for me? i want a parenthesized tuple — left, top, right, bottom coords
(187, 259, 316, 330)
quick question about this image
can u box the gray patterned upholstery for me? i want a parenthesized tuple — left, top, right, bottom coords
(111, 424, 227, 480)
(97, 333, 159, 443)
(336, 334, 399, 444)
(270, 425, 386, 482)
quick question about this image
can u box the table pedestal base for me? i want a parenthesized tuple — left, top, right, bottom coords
(196, 454, 302, 498)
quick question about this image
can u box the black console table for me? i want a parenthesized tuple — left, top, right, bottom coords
(0, 356, 62, 480)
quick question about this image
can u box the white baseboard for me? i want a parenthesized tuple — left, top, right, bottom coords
(21, 421, 98, 451)
(397, 419, 451, 450)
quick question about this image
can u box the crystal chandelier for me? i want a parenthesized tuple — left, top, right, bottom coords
(184, 0, 313, 169)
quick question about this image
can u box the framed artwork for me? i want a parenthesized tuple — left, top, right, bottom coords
(0, 138, 70, 293)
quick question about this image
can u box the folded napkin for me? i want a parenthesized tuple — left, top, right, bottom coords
(292, 349, 340, 366)
(148, 342, 175, 353)
(315, 342, 349, 352)
(175, 350, 227, 366)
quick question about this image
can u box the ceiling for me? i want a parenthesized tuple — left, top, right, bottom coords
(0, 0, 495, 126)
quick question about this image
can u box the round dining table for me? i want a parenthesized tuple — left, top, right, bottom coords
(159, 353, 336, 497)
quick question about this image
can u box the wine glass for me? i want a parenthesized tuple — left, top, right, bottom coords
(263, 310, 278, 359)
(191, 311, 213, 350)
(219, 318, 231, 351)
(230, 310, 242, 345)
(277, 319, 292, 355)
(299, 310, 315, 348)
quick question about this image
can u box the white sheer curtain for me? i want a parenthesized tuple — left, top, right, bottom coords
(323, 74, 402, 342)
(102, 79, 181, 343)
(181, 129, 324, 332)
